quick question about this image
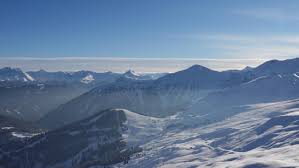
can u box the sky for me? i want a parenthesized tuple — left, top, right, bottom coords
(0, 0, 298, 72)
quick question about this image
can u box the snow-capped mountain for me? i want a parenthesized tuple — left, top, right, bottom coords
(140, 72, 168, 80)
(28, 69, 121, 85)
(0, 109, 162, 168)
(0, 67, 34, 82)
(28, 69, 165, 84)
(121, 70, 167, 80)
(80, 74, 95, 84)
(122, 70, 143, 80)
(155, 64, 235, 89)
(253, 58, 299, 76)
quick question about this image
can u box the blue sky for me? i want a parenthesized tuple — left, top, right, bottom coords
(1, 0, 299, 59)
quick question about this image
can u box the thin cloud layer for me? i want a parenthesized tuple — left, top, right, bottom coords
(0, 58, 264, 73)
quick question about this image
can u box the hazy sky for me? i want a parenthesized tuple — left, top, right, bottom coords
(1, 0, 299, 60)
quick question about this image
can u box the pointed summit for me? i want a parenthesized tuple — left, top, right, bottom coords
(122, 70, 140, 80)
(156, 64, 223, 89)
(242, 66, 253, 72)
(37, 69, 47, 73)
(184, 64, 214, 73)
(124, 70, 139, 76)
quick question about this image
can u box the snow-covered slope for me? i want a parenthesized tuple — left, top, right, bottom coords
(0, 67, 34, 82)
(8, 100, 299, 168)
(0, 109, 163, 168)
(80, 74, 95, 84)
(253, 58, 299, 76)
(185, 73, 299, 125)
(121, 109, 165, 146)
(115, 99, 299, 168)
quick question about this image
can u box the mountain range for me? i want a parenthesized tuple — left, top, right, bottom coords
(40, 58, 299, 129)
(0, 68, 166, 121)
(1, 58, 299, 167)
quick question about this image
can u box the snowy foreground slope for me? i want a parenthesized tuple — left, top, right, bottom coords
(3, 100, 299, 168)
(0, 109, 165, 168)
(115, 99, 299, 168)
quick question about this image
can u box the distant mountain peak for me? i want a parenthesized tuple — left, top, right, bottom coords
(0, 67, 22, 72)
(122, 70, 141, 80)
(267, 59, 279, 64)
(37, 69, 47, 73)
(254, 57, 299, 76)
(187, 64, 211, 71)
(0, 67, 34, 82)
(80, 74, 95, 84)
(169, 64, 217, 77)
(124, 70, 139, 76)
(242, 66, 253, 71)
